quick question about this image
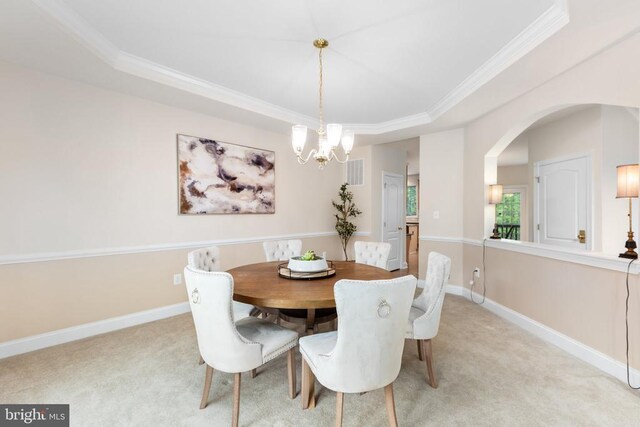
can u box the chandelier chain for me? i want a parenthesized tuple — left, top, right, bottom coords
(318, 46, 324, 133)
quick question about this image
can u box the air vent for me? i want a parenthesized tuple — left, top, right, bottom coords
(346, 159, 364, 186)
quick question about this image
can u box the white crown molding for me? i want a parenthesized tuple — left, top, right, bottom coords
(31, 0, 569, 135)
(0, 302, 191, 359)
(426, 0, 569, 122)
(446, 284, 640, 387)
(0, 231, 371, 266)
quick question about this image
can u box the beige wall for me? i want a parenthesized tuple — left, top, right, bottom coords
(370, 144, 407, 243)
(0, 62, 348, 342)
(527, 106, 604, 248)
(477, 247, 639, 369)
(461, 33, 640, 371)
(419, 129, 464, 282)
(601, 106, 640, 254)
(497, 165, 528, 186)
(348, 145, 373, 245)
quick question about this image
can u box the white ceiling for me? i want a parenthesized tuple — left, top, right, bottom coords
(9, 0, 563, 127)
(1, 1, 639, 143)
(55, 0, 557, 125)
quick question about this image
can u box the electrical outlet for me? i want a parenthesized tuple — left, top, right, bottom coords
(173, 274, 182, 286)
(433, 210, 440, 219)
(473, 268, 480, 278)
(469, 279, 475, 286)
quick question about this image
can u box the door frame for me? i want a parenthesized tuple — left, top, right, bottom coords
(533, 152, 592, 250)
(381, 171, 406, 270)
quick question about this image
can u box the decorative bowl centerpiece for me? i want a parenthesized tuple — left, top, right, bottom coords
(287, 250, 328, 273)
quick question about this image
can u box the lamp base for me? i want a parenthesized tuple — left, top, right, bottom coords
(619, 251, 638, 259)
(490, 223, 501, 240)
(618, 230, 638, 259)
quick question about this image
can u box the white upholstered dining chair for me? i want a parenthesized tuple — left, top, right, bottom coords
(299, 275, 417, 426)
(187, 246, 256, 320)
(354, 241, 392, 270)
(262, 239, 302, 261)
(184, 266, 298, 427)
(406, 251, 451, 388)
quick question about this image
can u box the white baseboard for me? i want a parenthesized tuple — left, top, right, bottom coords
(0, 302, 190, 359)
(445, 284, 640, 386)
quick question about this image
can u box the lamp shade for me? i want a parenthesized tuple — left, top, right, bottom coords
(616, 164, 640, 198)
(341, 130, 355, 154)
(291, 125, 307, 154)
(488, 184, 503, 204)
(326, 123, 342, 147)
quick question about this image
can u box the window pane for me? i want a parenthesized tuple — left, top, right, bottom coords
(407, 186, 417, 216)
(496, 192, 521, 240)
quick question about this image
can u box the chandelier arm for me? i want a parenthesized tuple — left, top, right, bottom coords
(329, 149, 350, 164)
(297, 149, 317, 165)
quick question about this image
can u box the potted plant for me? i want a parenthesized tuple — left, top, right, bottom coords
(332, 183, 362, 261)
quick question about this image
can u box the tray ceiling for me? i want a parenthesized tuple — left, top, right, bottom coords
(22, 0, 567, 131)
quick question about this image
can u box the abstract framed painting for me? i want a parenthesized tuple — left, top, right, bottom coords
(177, 134, 275, 214)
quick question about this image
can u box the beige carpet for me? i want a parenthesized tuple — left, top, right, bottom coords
(1, 295, 638, 426)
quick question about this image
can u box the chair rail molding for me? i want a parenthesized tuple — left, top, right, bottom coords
(0, 231, 371, 266)
(420, 235, 640, 274)
(484, 238, 640, 274)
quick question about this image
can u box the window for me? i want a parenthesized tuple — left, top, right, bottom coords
(496, 192, 521, 240)
(407, 185, 417, 216)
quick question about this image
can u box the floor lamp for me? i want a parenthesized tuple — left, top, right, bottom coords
(489, 184, 503, 240)
(617, 164, 639, 259)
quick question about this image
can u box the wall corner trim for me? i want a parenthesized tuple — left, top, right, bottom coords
(0, 302, 191, 360)
(445, 284, 640, 386)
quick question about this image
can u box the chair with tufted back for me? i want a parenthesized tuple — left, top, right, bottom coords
(405, 251, 451, 388)
(188, 246, 257, 321)
(354, 241, 392, 270)
(299, 275, 417, 426)
(262, 239, 302, 261)
(184, 266, 298, 427)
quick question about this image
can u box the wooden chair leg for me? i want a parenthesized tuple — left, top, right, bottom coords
(198, 355, 205, 365)
(423, 339, 438, 388)
(335, 392, 344, 427)
(301, 358, 315, 409)
(232, 372, 241, 427)
(416, 339, 423, 361)
(251, 369, 257, 379)
(384, 383, 398, 427)
(199, 365, 214, 409)
(287, 348, 296, 399)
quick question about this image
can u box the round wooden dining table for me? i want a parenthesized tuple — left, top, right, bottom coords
(228, 260, 395, 333)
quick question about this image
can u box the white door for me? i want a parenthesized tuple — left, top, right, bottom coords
(382, 172, 404, 270)
(535, 155, 590, 250)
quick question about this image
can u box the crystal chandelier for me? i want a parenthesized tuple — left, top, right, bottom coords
(291, 39, 354, 169)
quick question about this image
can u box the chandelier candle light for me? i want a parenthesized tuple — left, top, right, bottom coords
(291, 39, 354, 168)
(616, 164, 639, 259)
